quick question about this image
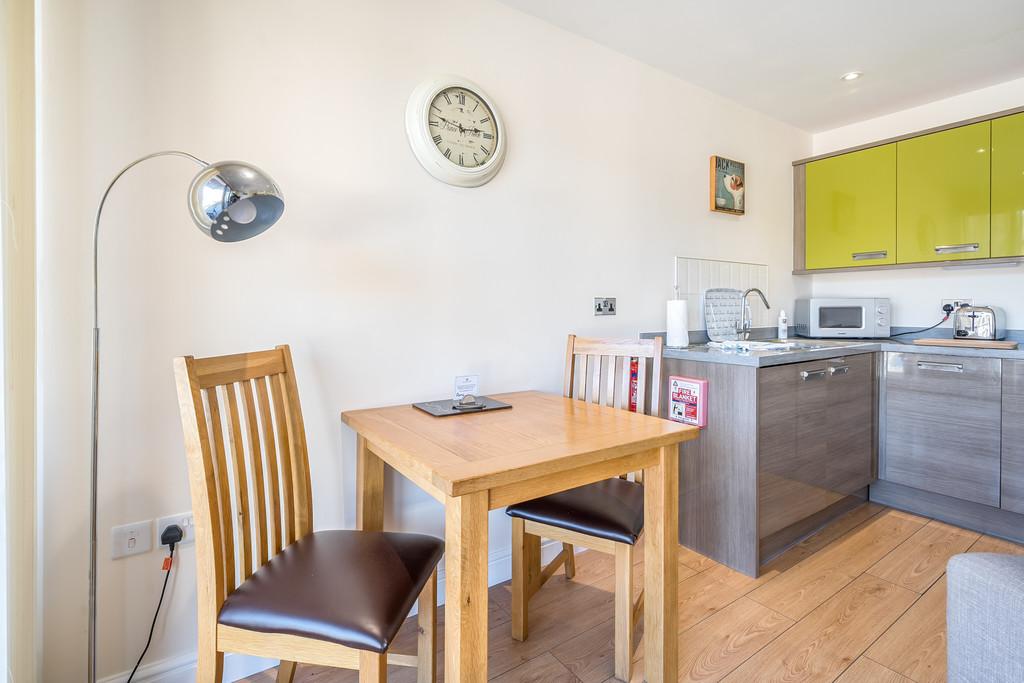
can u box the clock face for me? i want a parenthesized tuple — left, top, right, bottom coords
(427, 86, 498, 169)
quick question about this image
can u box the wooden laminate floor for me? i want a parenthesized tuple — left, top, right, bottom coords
(239, 505, 1023, 683)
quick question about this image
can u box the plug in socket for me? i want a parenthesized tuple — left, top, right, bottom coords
(157, 512, 195, 547)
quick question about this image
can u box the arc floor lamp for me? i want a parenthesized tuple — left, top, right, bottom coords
(89, 151, 285, 682)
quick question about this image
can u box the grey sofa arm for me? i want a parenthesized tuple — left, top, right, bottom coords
(947, 552, 1024, 683)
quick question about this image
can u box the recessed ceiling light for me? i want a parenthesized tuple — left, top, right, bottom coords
(840, 71, 863, 82)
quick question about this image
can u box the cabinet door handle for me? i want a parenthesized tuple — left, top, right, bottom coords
(852, 250, 887, 261)
(934, 243, 979, 255)
(800, 369, 826, 381)
(917, 360, 964, 373)
(828, 365, 849, 376)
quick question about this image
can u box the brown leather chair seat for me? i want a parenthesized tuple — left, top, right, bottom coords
(505, 478, 644, 545)
(218, 530, 444, 653)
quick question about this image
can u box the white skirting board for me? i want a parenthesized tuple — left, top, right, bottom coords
(99, 540, 568, 683)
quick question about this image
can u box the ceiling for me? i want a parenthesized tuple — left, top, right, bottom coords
(498, 0, 1024, 132)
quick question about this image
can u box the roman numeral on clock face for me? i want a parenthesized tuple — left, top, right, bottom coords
(432, 134, 443, 145)
(480, 116, 490, 124)
(444, 148, 452, 159)
(480, 145, 491, 155)
(443, 92, 452, 105)
(458, 92, 466, 105)
(483, 133, 493, 139)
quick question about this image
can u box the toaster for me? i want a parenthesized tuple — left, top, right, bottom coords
(952, 305, 1005, 340)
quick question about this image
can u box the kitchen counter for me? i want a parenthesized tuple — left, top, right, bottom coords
(650, 335, 1024, 366)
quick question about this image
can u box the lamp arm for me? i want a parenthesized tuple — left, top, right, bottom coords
(88, 150, 206, 683)
(92, 150, 206, 326)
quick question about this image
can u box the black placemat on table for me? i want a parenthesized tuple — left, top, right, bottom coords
(412, 396, 513, 417)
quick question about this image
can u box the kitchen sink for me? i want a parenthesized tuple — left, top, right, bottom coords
(708, 340, 820, 352)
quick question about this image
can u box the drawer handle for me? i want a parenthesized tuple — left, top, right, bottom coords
(852, 250, 887, 261)
(828, 365, 849, 376)
(934, 243, 979, 255)
(800, 369, 826, 381)
(917, 361, 964, 373)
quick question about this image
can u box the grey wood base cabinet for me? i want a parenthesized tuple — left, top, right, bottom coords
(663, 353, 876, 577)
(1003, 360, 1024, 514)
(874, 354, 1024, 544)
(882, 353, 1002, 506)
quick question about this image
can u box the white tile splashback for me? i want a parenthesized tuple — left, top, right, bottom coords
(673, 256, 770, 331)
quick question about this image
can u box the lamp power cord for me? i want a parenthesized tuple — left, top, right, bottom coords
(125, 524, 183, 683)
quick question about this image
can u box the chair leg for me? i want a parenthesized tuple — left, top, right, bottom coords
(511, 517, 530, 641)
(417, 569, 437, 683)
(196, 646, 223, 683)
(359, 651, 387, 683)
(614, 543, 634, 683)
(276, 661, 297, 683)
(563, 543, 576, 580)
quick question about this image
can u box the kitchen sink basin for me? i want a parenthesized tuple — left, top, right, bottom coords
(707, 340, 821, 352)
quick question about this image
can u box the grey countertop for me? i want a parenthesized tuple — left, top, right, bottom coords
(647, 333, 1024, 367)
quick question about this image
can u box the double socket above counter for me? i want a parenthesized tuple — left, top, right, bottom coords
(792, 105, 1024, 274)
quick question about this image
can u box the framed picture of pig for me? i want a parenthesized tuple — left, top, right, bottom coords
(709, 155, 745, 215)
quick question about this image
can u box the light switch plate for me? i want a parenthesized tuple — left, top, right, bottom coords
(111, 519, 153, 559)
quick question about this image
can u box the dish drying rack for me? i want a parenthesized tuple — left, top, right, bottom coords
(703, 288, 751, 342)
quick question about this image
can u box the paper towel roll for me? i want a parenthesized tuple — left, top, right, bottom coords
(666, 299, 689, 348)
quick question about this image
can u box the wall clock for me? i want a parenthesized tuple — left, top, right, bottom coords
(405, 76, 507, 187)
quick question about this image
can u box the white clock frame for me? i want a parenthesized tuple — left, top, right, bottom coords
(405, 75, 507, 188)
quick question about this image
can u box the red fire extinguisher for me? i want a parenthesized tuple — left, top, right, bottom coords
(629, 358, 639, 412)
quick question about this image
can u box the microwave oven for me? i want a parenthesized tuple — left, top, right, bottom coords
(794, 298, 891, 338)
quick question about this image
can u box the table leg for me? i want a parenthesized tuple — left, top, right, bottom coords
(644, 445, 679, 683)
(445, 490, 489, 682)
(356, 435, 384, 531)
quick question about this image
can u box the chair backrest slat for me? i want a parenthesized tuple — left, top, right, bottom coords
(270, 374, 297, 544)
(174, 345, 312, 621)
(224, 383, 254, 581)
(205, 387, 236, 595)
(254, 375, 284, 554)
(604, 356, 616, 408)
(240, 380, 270, 567)
(589, 354, 601, 404)
(280, 349, 314, 534)
(563, 335, 663, 416)
(635, 356, 648, 415)
(618, 355, 630, 410)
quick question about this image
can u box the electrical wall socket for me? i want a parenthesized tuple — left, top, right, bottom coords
(942, 298, 973, 311)
(111, 520, 153, 559)
(594, 297, 616, 316)
(157, 512, 195, 547)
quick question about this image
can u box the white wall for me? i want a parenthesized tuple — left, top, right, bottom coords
(37, 0, 810, 679)
(811, 77, 1024, 329)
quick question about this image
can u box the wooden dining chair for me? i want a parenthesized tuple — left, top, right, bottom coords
(174, 345, 443, 683)
(506, 334, 663, 682)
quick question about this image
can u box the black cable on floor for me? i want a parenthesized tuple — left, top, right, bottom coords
(125, 545, 175, 683)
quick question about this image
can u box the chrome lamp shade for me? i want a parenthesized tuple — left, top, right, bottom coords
(189, 161, 285, 242)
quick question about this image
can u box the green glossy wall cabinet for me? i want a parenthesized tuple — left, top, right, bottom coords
(795, 108, 1024, 273)
(993, 112, 1024, 258)
(896, 121, 991, 263)
(805, 144, 896, 269)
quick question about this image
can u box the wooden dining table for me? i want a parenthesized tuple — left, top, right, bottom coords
(341, 390, 699, 683)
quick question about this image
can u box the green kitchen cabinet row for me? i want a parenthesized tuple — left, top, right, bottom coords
(803, 111, 1024, 271)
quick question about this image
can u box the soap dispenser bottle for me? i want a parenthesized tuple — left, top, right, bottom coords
(778, 309, 789, 340)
